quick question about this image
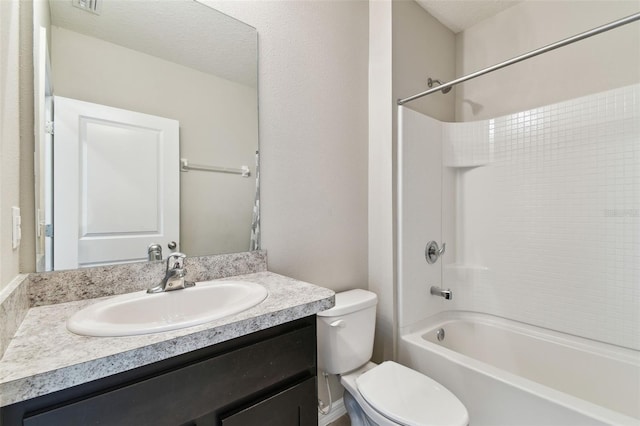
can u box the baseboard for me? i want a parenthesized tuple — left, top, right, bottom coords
(318, 397, 346, 426)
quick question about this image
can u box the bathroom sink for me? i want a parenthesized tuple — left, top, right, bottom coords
(67, 280, 268, 337)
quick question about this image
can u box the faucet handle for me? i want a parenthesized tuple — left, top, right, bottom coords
(425, 241, 446, 264)
(166, 252, 187, 270)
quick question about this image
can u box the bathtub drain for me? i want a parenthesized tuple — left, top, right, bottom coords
(436, 328, 445, 342)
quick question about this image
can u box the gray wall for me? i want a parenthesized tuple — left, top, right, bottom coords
(206, 0, 370, 408)
(455, 0, 640, 121)
(0, 0, 23, 292)
(207, 0, 370, 292)
(393, 0, 456, 122)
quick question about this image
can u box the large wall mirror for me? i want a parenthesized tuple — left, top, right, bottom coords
(33, 0, 259, 272)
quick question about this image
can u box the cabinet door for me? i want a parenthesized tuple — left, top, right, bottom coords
(221, 377, 317, 426)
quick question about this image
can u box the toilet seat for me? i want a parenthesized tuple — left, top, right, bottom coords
(355, 361, 468, 426)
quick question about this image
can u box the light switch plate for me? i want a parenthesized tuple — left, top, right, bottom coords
(12, 206, 21, 249)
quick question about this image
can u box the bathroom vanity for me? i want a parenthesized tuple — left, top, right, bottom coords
(2, 317, 317, 425)
(0, 256, 334, 426)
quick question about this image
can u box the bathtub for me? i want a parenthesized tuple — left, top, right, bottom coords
(398, 311, 640, 426)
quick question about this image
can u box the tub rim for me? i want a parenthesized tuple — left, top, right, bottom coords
(399, 310, 640, 426)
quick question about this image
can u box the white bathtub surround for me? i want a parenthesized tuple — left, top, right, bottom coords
(399, 84, 640, 350)
(446, 84, 640, 350)
(398, 84, 640, 425)
(398, 311, 640, 425)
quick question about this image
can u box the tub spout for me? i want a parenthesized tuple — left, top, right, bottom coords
(430, 286, 453, 300)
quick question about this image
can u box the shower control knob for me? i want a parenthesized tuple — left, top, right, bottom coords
(168, 241, 177, 250)
(425, 241, 446, 264)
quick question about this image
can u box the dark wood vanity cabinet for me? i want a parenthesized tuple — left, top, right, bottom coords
(1, 316, 318, 426)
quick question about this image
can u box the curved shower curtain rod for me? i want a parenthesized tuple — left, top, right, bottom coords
(397, 12, 640, 106)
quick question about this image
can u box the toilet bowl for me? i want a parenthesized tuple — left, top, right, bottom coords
(317, 289, 468, 426)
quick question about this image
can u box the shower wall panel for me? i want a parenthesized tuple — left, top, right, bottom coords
(397, 107, 448, 329)
(443, 84, 639, 350)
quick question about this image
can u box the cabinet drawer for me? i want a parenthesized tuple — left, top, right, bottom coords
(23, 324, 315, 426)
(221, 377, 317, 426)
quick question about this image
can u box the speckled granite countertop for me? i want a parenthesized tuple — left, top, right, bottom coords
(0, 271, 334, 407)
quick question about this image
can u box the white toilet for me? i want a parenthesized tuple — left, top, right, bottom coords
(317, 289, 469, 426)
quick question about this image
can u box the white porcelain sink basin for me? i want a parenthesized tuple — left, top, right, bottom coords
(67, 280, 268, 337)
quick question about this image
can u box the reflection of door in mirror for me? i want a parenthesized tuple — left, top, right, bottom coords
(52, 96, 180, 270)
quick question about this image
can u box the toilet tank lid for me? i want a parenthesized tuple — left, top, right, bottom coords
(317, 289, 377, 317)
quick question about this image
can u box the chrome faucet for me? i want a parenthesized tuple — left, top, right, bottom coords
(430, 286, 453, 300)
(147, 252, 195, 294)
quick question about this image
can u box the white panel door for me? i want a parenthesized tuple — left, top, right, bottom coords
(53, 96, 179, 269)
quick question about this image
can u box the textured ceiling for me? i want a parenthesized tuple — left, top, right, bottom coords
(415, 0, 522, 33)
(49, 0, 257, 88)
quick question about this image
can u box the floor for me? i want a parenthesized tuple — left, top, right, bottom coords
(327, 414, 350, 426)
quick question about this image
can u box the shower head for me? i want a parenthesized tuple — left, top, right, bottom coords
(427, 77, 452, 94)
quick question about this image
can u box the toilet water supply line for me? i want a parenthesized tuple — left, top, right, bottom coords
(318, 371, 333, 415)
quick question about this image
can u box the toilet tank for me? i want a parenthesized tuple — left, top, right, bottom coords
(317, 289, 377, 375)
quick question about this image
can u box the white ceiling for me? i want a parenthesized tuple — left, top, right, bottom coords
(415, 0, 522, 33)
(49, 0, 257, 88)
